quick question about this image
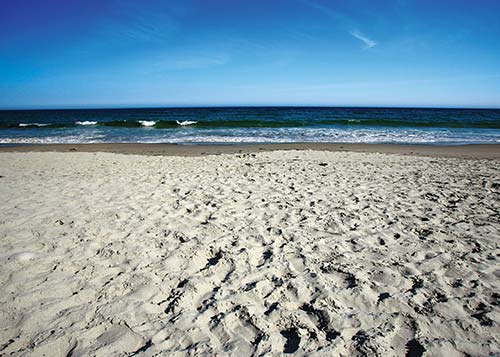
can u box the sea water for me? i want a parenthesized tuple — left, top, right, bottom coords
(1, 107, 499, 145)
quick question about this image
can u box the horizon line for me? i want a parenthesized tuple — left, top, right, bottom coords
(1, 104, 500, 111)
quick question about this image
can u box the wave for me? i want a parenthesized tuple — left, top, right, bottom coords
(0, 134, 106, 144)
(76, 121, 98, 126)
(100, 120, 198, 128)
(3, 128, 500, 145)
(2, 118, 500, 130)
(19, 123, 50, 127)
(176, 120, 198, 126)
(138, 120, 157, 127)
(18, 123, 67, 128)
(98, 120, 143, 128)
(325, 119, 500, 128)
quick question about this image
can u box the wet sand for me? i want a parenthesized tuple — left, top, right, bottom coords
(1, 142, 500, 159)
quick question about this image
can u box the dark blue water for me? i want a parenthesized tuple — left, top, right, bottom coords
(0, 107, 499, 144)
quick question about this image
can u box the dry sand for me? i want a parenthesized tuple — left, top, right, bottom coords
(0, 149, 499, 356)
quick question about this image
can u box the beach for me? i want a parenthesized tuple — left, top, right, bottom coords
(0, 145, 499, 355)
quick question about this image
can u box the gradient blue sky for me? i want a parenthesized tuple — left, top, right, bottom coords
(1, 0, 500, 108)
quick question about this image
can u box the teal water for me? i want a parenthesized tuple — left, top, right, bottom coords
(1, 107, 499, 144)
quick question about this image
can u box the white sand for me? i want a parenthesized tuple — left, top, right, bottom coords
(0, 150, 499, 356)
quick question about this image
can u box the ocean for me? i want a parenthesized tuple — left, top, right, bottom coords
(1, 107, 499, 145)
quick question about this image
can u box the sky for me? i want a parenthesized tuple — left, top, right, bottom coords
(1, 0, 500, 109)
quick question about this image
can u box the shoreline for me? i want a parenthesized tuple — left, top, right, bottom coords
(1, 142, 500, 159)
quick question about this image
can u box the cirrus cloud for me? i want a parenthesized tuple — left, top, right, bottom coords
(350, 30, 377, 49)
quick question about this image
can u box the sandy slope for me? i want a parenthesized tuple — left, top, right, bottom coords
(0, 150, 499, 356)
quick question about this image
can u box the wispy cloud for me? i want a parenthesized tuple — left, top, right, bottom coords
(299, 1, 378, 50)
(102, 0, 185, 45)
(302, 0, 352, 25)
(350, 30, 377, 49)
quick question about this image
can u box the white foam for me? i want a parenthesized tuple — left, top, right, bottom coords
(19, 123, 50, 127)
(76, 121, 98, 126)
(139, 120, 157, 127)
(138, 135, 284, 144)
(2, 126, 500, 145)
(176, 120, 198, 126)
(0, 134, 106, 144)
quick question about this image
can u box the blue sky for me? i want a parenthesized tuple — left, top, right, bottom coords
(1, 0, 499, 108)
